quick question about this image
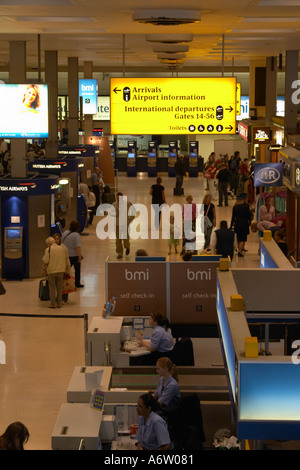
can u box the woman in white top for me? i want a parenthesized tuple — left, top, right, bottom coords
(42, 236, 70, 309)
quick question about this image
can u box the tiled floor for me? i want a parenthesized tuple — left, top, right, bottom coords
(0, 173, 263, 450)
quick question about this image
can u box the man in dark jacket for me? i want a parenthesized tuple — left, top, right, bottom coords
(211, 220, 236, 260)
(175, 154, 185, 195)
(216, 162, 231, 206)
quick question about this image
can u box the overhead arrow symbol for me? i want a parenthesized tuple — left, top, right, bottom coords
(225, 125, 233, 131)
(113, 87, 121, 94)
(225, 106, 233, 112)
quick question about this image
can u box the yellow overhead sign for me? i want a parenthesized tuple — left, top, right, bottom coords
(110, 77, 236, 135)
(236, 83, 241, 116)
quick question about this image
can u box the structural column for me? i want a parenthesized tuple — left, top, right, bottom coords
(284, 50, 299, 137)
(265, 56, 278, 162)
(9, 41, 27, 178)
(83, 61, 94, 137)
(45, 50, 58, 158)
(68, 57, 79, 146)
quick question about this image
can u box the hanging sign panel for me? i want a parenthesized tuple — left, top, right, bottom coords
(110, 77, 236, 135)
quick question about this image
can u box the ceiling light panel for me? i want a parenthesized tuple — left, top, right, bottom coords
(157, 53, 186, 59)
(231, 28, 295, 33)
(242, 17, 300, 22)
(145, 34, 193, 43)
(132, 9, 201, 26)
(17, 16, 94, 22)
(258, 0, 299, 5)
(0, 0, 71, 4)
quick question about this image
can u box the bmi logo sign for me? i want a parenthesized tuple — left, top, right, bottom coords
(254, 163, 283, 187)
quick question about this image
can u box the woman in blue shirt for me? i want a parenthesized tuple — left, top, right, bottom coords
(135, 312, 174, 365)
(136, 393, 172, 451)
(153, 357, 181, 412)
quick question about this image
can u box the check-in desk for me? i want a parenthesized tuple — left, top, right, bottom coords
(260, 236, 293, 270)
(86, 316, 152, 367)
(52, 366, 116, 450)
(67, 366, 112, 403)
(52, 403, 104, 450)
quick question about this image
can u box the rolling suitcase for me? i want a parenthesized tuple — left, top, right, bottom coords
(173, 187, 184, 196)
(39, 279, 50, 301)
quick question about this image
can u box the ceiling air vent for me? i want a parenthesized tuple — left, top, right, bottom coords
(132, 10, 201, 26)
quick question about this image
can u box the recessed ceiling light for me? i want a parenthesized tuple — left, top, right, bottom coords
(153, 44, 189, 53)
(132, 9, 201, 26)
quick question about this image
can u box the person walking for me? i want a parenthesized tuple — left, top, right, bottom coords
(174, 154, 185, 195)
(113, 192, 135, 259)
(211, 220, 236, 260)
(90, 166, 105, 209)
(230, 194, 252, 257)
(61, 220, 84, 288)
(202, 193, 216, 251)
(204, 161, 217, 200)
(42, 236, 70, 308)
(216, 162, 231, 207)
(150, 176, 166, 229)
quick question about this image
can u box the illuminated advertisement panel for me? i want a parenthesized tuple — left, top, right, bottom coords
(110, 77, 236, 135)
(0, 83, 48, 138)
(79, 79, 98, 115)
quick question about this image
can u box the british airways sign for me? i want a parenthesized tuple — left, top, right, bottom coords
(254, 163, 283, 187)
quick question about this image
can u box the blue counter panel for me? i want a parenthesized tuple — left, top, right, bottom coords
(238, 362, 300, 439)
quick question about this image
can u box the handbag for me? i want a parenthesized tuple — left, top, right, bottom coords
(41, 246, 50, 277)
(204, 205, 213, 234)
(0, 279, 6, 295)
(41, 263, 48, 277)
(62, 273, 77, 294)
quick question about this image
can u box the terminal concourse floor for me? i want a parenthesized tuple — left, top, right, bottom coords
(0, 173, 295, 450)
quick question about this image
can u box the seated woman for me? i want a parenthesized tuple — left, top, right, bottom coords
(153, 357, 181, 413)
(136, 393, 173, 451)
(133, 312, 174, 365)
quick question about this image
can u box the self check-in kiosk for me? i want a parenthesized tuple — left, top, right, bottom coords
(3, 227, 23, 279)
(189, 141, 199, 177)
(28, 157, 86, 232)
(0, 174, 59, 279)
(109, 141, 116, 168)
(58, 144, 98, 186)
(147, 141, 157, 177)
(126, 140, 137, 177)
(168, 141, 178, 177)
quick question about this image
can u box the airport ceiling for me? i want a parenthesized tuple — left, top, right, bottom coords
(0, 0, 299, 75)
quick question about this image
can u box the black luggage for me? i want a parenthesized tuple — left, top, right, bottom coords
(39, 279, 50, 301)
(173, 187, 184, 196)
(102, 192, 116, 204)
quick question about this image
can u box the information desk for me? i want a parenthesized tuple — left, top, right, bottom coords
(86, 316, 151, 367)
(67, 366, 112, 403)
(217, 268, 300, 441)
(260, 238, 293, 270)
